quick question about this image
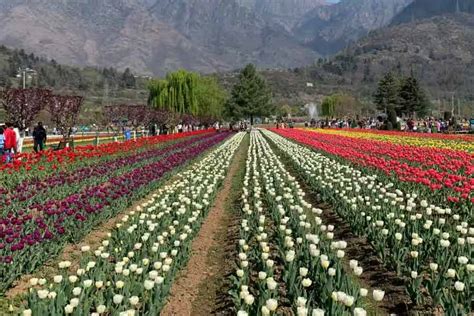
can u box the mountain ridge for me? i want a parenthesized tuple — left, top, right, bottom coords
(0, 0, 410, 75)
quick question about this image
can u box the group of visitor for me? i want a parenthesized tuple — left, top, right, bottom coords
(303, 116, 473, 133)
(0, 122, 47, 163)
(0, 123, 18, 163)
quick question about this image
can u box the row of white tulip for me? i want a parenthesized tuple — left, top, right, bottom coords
(233, 131, 385, 316)
(21, 133, 245, 316)
(232, 132, 279, 315)
(262, 129, 473, 315)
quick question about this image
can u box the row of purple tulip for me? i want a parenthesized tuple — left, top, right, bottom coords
(0, 132, 230, 294)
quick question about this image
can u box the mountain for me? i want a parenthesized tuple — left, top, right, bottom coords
(391, 0, 474, 25)
(0, 0, 414, 75)
(277, 13, 474, 104)
(294, 0, 413, 55)
(0, 0, 328, 75)
(144, 0, 322, 72)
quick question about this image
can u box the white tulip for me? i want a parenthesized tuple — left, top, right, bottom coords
(113, 294, 124, 304)
(446, 269, 456, 278)
(302, 278, 312, 287)
(72, 287, 82, 296)
(312, 308, 325, 316)
(64, 304, 74, 314)
(373, 289, 385, 301)
(70, 298, 79, 307)
(29, 278, 38, 286)
(454, 281, 465, 292)
(261, 306, 270, 316)
(96, 305, 106, 314)
(349, 260, 358, 269)
(458, 256, 468, 265)
(129, 296, 139, 306)
(53, 275, 63, 283)
(37, 289, 49, 299)
(299, 267, 308, 277)
(266, 298, 278, 311)
(354, 307, 367, 316)
(23, 309, 32, 316)
(144, 280, 154, 290)
(244, 294, 255, 305)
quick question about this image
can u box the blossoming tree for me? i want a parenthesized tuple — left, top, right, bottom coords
(0, 88, 52, 151)
(47, 95, 84, 139)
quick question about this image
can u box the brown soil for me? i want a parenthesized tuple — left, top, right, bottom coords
(294, 176, 417, 315)
(161, 136, 248, 316)
(316, 201, 413, 315)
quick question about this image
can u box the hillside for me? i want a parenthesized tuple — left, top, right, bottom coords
(0, 45, 149, 124)
(391, 0, 474, 25)
(0, 0, 411, 75)
(0, 0, 322, 75)
(313, 14, 474, 100)
(219, 12, 474, 117)
(294, 0, 413, 55)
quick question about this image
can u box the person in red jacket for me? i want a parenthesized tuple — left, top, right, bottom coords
(3, 122, 16, 163)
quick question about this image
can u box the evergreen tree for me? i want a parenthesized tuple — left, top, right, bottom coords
(399, 75, 430, 117)
(121, 68, 136, 89)
(226, 64, 272, 124)
(373, 72, 400, 114)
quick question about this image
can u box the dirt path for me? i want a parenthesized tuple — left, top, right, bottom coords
(161, 136, 248, 316)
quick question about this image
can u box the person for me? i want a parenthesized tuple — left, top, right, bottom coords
(3, 122, 16, 162)
(32, 122, 47, 153)
(13, 124, 22, 154)
(123, 126, 132, 141)
(0, 127, 4, 162)
(150, 124, 157, 136)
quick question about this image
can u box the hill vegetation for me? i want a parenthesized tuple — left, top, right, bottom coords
(219, 13, 474, 117)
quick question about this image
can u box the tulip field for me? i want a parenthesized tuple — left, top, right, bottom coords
(0, 127, 472, 316)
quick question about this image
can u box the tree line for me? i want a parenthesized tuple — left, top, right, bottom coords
(0, 88, 83, 139)
(374, 72, 430, 118)
(0, 46, 140, 91)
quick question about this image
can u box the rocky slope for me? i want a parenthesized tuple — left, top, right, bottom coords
(0, 0, 414, 75)
(258, 13, 474, 104)
(391, 0, 474, 25)
(294, 0, 413, 55)
(0, 0, 327, 75)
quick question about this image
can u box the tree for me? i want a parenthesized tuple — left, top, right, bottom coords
(195, 76, 226, 120)
(321, 93, 363, 118)
(373, 72, 400, 114)
(321, 95, 336, 118)
(148, 70, 199, 115)
(226, 64, 272, 124)
(127, 105, 153, 130)
(0, 88, 52, 130)
(398, 75, 430, 117)
(121, 68, 136, 89)
(48, 95, 84, 138)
